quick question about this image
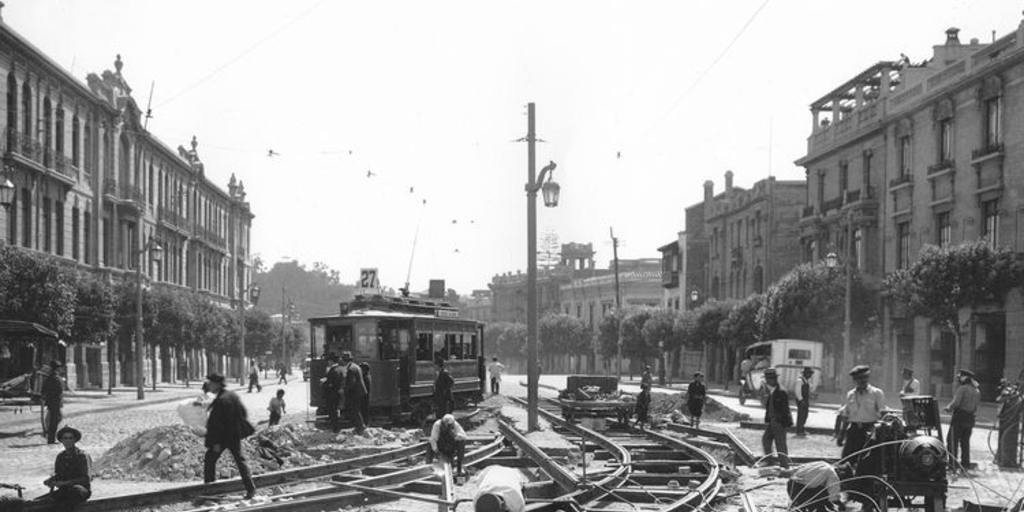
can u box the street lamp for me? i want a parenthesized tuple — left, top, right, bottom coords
(689, 289, 700, 308)
(525, 102, 559, 432)
(825, 246, 853, 386)
(135, 237, 163, 400)
(0, 175, 13, 211)
(238, 283, 260, 385)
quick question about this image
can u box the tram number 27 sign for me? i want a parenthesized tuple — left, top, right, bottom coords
(359, 268, 380, 289)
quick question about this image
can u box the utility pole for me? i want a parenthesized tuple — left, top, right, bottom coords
(843, 211, 854, 381)
(281, 287, 287, 372)
(610, 227, 622, 382)
(526, 103, 539, 432)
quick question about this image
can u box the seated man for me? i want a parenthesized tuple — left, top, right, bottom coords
(37, 426, 92, 511)
(782, 461, 853, 512)
(427, 414, 467, 476)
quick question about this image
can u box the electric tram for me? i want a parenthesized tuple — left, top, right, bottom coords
(307, 294, 485, 424)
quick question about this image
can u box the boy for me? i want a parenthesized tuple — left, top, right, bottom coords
(268, 389, 286, 426)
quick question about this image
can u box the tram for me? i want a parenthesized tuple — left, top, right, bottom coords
(307, 294, 485, 424)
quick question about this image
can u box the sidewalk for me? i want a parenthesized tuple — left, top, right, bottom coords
(0, 376, 278, 432)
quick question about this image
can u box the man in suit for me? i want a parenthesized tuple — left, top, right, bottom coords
(203, 372, 256, 499)
(794, 367, 814, 437)
(762, 368, 793, 468)
(340, 351, 367, 435)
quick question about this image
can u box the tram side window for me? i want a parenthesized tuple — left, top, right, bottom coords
(380, 327, 399, 360)
(470, 334, 478, 358)
(445, 333, 461, 359)
(417, 333, 433, 361)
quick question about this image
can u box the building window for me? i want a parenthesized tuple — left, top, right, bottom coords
(936, 211, 951, 248)
(42, 197, 51, 253)
(817, 170, 825, 204)
(6, 188, 15, 244)
(753, 266, 764, 294)
(896, 222, 911, 270)
(6, 72, 16, 131)
(55, 201, 63, 256)
(20, 188, 30, 247)
(42, 98, 52, 167)
(72, 207, 80, 260)
(899, 136, 912, 177)
(938, 118, 952, 162)
(55, 105, 64, 156)
(985, 97, 1002, 146)
(21, 81, 31, 137)
(101, 217, 111, 265)
(839, 161, 849, 195)
(83, 211, 91, 264)
(981, 199, 999, 247)
(72, 115, 80, 166)
(853, 228, 863, 269)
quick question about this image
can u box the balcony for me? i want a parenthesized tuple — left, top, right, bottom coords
(158, 206, 190, 233)
(889, 173, 912, 189)
(927, 159, 955, 176)
(661, 270, 679, 288)
(971, 142, 1004, 164)
(801, 205, 816, 218)
(822, 196, 844, 214)
(194, 225, 226, 250)
(4, 128, 76, 184)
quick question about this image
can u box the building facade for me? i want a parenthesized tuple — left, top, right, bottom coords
(796, 24, 1024, 398)
(0, 20, 254, 390)
(488, 242, 598, 323)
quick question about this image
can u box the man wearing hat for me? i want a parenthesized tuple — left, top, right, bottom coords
(641, 364, 653, 388)
(762, 368, 793, 468)
(839, 365, 885, 461)
(945, 369, 980, 470)
(899, 368, 920, 398)
(35, 425, 91, 510)
(687, 372, 707, 429)
(203, 372, 257, 499)
(793, 367, 815, 437)
(38, 359, 65, 444)
(320, 353, 344, 432)
(339, 351, 367, 435)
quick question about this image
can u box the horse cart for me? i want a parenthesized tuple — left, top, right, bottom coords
(0, 320, 63, 436)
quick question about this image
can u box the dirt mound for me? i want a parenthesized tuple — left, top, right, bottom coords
(94, 423, 421, 482)
(648, 391, 749, 422)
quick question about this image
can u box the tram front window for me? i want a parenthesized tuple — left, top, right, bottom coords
(417, 333, 432, 361)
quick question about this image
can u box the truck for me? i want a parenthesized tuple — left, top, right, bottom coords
(738, 339, 824, 406)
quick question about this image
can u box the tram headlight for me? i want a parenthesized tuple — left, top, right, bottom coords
(898, 436, 947, 482)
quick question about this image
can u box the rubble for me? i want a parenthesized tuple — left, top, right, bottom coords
(93, 423, 422, 482)
(648, 391, 750, 423)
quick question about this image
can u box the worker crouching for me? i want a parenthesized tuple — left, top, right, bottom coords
(783, 461, 853, 512)
(427, 414, 467, 476)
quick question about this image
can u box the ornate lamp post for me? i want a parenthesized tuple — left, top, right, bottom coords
(135, 238, 163, 400)
(238, 283, 260, 385)
(0, 173, 13, 211)
(525, 102, 560, 432)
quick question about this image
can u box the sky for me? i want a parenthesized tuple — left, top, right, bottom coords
(6, 1, 1019, 294)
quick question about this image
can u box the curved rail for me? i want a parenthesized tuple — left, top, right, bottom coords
(509, 396, 722, 512)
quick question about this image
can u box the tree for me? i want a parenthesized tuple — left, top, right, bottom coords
(758, 262, 876, 349)
(620, 308, 653, 363)
(597, 314, 620, 363)
(539, 313, 591, 372)
(0, 243, 78, 336)
(692, 299, 739, 379)
(885, 240, 1024, 374)
(718, 294, 764, 381)
(493, 322, 527, 361)
(642, 308, 682, 352)
(71, 273, 118, 346)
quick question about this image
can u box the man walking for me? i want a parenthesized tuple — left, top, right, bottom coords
(39, 359, 64, 444)
(838, 365, 885, 462)
(900, 367, 921, 398)
(321, 353, 344, 432)
(794, 367, 814, 437)
(487, 357, 505, 395)
(247, 364, 262, 393)
(434, 359, 455, 418)
(340, 351, 367, 434)
(203, 372, 256, 499)
(277, 362, 288, 385)
(687, 372, 707, 429)
(762, 368, 792, 468)
(945, 369, 980, 471)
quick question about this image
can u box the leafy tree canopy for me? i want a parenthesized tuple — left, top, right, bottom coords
(0, 243, 78, 336)
(539, 313, 591, 355)
(719, 294, 764, 348)
(692, 299, 739, 348)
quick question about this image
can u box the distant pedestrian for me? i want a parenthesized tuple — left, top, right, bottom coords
(37, 425, 91, 511)
(340, 351, 367, 434)
(203, 372, 256, 499)
(762, 368, 792, 468)
(247, 364, 262, 393)
(428, 414, 467, 476)
(487, 357, 505, 395)
(38, 359, 65, 444)
(434, 359, 455, 418)
(900, 367, 921, 397)
(321, 353, 343, 432)
(945, 369, 980, 471)
(641, 365, 653, 388)
(634, 382, 651, 429)
(268, 389, 286, 427)
(687, 372, 707, 429)
(794, 367, 815, 437)
(359, 361, 371, 426)
(277, 363, 288, 385)
(839, 365, 884, 462)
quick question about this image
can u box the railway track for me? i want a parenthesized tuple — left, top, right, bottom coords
(24, 430, 504, 512)
(506, 396, 723, 511)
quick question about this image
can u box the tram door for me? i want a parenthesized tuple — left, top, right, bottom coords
(374, 321, 405, 408)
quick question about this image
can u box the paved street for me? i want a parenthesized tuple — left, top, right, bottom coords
(0, 372, 309, 499)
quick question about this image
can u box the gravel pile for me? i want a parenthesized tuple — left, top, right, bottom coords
(94, 423, 320, 481)
(649, 392, 750, 422)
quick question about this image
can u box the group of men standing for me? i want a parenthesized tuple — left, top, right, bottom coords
(321, 351, 371, 434)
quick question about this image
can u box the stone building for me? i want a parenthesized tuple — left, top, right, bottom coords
(0, 19, 253, 390)
(796, 23, 1024, 399)
(461, 289, 493, 323)
(488, 242, 598, 323)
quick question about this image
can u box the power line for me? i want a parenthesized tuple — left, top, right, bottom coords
(156, 0, 327, 109)
(644, 0, 771, 138)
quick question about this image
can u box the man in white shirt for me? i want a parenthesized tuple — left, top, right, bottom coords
(839, 365, 885, 461)
(487, 358, 506, 395)
(899, 368, 921, 398)
(474, 466, 526, 512)
(429, 414, 467, 475)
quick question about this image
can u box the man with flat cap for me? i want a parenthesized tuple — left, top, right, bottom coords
(203, 372, 257, 499)
(762, 368, 793, 468)
(899, 367, 920, 398)
(945, 369, 980, 470)
(339, 351, 367, 435)
(37, 425, 91, 511)
(838, 365, 885, 461)
(38, 359, 65, 444)
(793, 367, 815, 437)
